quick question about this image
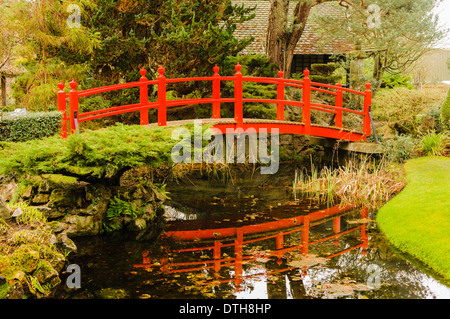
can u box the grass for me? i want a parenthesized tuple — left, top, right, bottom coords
(294, 157, 406, 209)
(376, 156, 450, 280)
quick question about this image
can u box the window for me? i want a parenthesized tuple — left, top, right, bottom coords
(291, 54, 332, 74)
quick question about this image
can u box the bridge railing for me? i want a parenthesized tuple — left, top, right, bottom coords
(57, 63, 372, 139)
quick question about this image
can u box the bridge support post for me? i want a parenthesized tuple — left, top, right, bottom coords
(212, 65, 221, 119)
(57, 82, 67, 139)
(139, 68, 149, 125)
(363, 82, 372, 139)
(69, 79, 79, 135)
(158, 66, 167, 126)
(234, 63, 243, 127)
(302, 69, 311, 134)
(277, 70, 285, 121)
(335, 82, 343, 128)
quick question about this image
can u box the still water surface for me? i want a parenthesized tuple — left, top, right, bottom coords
(61, 180, 450, 299)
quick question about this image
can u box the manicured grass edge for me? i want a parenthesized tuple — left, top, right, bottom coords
(376, 156, 450, 280)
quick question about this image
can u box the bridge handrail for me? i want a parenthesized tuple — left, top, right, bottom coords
(57, 64, 372, 140)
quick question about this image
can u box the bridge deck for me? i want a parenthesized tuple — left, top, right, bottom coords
(148, 118, 366, 142)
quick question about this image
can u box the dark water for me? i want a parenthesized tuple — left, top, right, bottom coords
(58, 179, 450, 299)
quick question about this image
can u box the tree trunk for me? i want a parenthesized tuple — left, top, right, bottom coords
(1, 75, 6, 107)
(266, 0, 314, 79)
(372, 51, 387, 95)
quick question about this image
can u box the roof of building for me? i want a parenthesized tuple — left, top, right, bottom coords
(233, 0, 354, 55)
(0, 58, 25, 77)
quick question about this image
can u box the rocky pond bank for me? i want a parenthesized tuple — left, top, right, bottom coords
(0, 173, 167, 299)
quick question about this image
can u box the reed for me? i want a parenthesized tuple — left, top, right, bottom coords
(295, 157, 406, 209)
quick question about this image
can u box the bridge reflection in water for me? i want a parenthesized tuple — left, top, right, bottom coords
(134, 205, 369, 295)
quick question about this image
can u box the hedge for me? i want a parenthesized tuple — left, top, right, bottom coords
(0, 111, 62, 142)
(441, 89, 450, 130)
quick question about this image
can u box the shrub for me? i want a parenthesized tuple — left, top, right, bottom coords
(420, 131, 449, 156)
(372, 87, 445, 136)
(0, 111, 62, 142)
(441, 89, 450, 130)
(381, 72, 413, 89)
(382, 135, 418, 163)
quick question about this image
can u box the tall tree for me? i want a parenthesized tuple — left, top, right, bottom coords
(265, 0, 446, 84)
(316, 0, 446, 91)
(79, 0, 255, 91)
(8, 0, 101, 110)
(266, 0, 347, 78)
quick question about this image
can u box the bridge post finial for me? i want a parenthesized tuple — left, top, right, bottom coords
(303, 68, 310, 78)
(213, 64, 219, 75)
(158, 65, 165, 77)
(140, 68, 147, 80)
(278, 70, 284, 78)
(235, 62, 242, 74)
(69, 79, 77, 91)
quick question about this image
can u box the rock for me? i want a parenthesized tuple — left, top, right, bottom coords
(0, 197, 11, 220)
(33, 260, 59, 284)
(56, 232, 77, 253)
(22, 186, 33, 199)
(126, 218, 146, 232)
(12, 207, 23, 218)
(31, 193, 50, 205)
(60, 214, 101, 237)
(0, 275, 6, 286)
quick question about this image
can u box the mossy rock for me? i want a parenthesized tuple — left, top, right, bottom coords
(10, 244, 41, 274)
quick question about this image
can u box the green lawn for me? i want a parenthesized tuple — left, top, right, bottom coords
(377, 156, 450, 280)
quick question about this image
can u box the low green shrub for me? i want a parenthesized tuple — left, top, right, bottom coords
(420, 131, 449, 156)
(0, 111, 62, 142)
(382, 134, 418, 163)
(441, 89, 450, 130)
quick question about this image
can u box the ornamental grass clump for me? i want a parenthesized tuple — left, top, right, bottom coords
(295, 157, 406, 209)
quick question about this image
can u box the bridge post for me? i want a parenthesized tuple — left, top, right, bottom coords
(139, 68, 149, 125)
(335, 82, 343, 128)
(57, 81, 67, 139)
(69, 79, 79, 135)
(234, 63, 243, 127)
(302, 69, 311, 134)
(158, 66, 167, 126)
(277, 70, 285, 121)
(212, 65, 221, 119)
(363, 82, 372, 138)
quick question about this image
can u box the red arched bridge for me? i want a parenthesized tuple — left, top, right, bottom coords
(57, 63, 373, 142)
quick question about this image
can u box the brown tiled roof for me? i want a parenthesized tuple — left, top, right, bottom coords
(233, 0, 354, 55)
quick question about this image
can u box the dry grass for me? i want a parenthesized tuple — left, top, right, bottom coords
(294, 157, 407, 209)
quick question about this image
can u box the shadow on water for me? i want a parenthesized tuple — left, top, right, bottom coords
(59, 177, 450, 299)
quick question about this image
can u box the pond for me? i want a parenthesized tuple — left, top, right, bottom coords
(57, 173, 450, 299)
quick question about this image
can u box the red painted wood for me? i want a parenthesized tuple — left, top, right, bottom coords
(363, 82, 372, 137)
(57, 81, 67, 139)
(302, 69, 311, 135)
(58, 64, 372, 143)
(335, 82, 343, 128)
(157, 66, 167, 126)
(139, 68, 149, 125)
(234, 63, 243, 127)
(68, 79, 78, 134)
(212, 64, 221, 119)
(277, 70, 285, 121)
